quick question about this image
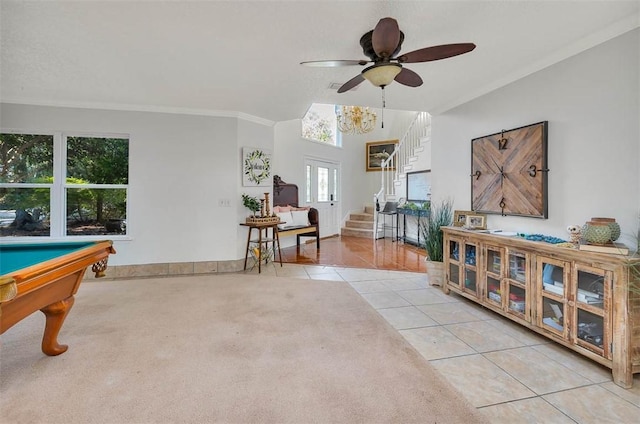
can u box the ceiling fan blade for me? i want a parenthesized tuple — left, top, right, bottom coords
(397, 43, 476, 63)
(394, 68, 423, 87)
(300, 59, 369, 67)
(372, 17, 401, 58)
(337, 74, 365, 93)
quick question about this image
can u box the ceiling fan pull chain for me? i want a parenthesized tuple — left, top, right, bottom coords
(381, 87, 386, 128)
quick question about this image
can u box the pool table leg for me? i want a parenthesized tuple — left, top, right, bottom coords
(40, 296, 75, 356)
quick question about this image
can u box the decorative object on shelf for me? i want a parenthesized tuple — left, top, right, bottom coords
(583, 221, 612, 245)
(243, 148, 272, 186)
(336, 106, 377, 134)
(242, 193, 280, 224)
(420, 199, 453, 286)
(245, 216, 280, 225)
(471, 121, 548, 218)
(590, 217, 620, 242)
(519, 233, 566, 244)
(242, 194, 261, 217)
(464, 214, 487, 230)
(264, 192, 271, 217)
(366, 140, 398, 172)
(567, 225, 582, 245)
(453, 210, 473, 227)
(579, 242, 629, 255)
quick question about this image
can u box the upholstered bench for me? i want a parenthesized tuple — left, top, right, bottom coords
(272, 175, 320, 249)
(274, 207, 320, 248)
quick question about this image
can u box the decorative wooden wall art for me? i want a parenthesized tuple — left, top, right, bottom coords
(471, 121, 548, 218)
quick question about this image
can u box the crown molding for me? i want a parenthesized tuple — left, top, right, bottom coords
(0, 99, 275, 127)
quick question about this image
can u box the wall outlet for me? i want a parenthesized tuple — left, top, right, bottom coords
(218, 199, 231, 207)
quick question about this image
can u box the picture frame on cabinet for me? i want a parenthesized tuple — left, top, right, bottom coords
(453, 210, 474, 227)
(465, 214, 487, 230)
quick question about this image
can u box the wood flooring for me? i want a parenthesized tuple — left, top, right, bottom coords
(279, 235, 427, 273)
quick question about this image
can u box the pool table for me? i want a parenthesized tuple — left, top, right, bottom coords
(0, 240, 116, 355)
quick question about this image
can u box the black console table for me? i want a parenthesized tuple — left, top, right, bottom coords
(397, 207, 430, 246)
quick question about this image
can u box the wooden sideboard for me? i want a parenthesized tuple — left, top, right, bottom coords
(442, 226, 640, 388)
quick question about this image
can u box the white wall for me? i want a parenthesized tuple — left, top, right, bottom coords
(432, 29, 639, 247)
(0, 104, 274, 265)
(4, 29, 635, 266)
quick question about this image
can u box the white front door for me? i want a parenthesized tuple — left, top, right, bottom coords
(304, 158, 340, 238)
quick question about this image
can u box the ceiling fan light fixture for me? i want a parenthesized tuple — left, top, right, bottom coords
(362, 64, 402, 87)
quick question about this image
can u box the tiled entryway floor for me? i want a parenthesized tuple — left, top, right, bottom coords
(247, 263, 640, 423)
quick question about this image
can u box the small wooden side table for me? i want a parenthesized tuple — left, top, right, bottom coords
(240, 222, 283, 273)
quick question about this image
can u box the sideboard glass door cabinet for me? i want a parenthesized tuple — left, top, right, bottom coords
(442, 226, 640, 388)
(446, 236, 479, 299)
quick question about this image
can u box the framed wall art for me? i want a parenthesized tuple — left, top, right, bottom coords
(243, 147, 272, 187)
(366, 139, 398, 172)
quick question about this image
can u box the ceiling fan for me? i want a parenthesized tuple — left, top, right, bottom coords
(301, 17, 476, 93)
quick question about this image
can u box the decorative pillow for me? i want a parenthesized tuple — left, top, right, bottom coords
(292, 206, 310, 211)
(276, 211, 294, 229)
(290, 210, 310, 227)
(273, 205, 293, 213)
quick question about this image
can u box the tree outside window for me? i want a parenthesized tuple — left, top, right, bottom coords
(0, 133, 129, 237)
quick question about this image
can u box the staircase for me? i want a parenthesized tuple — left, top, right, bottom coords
(340, 112, 432, 239)
(341, 205, 375, 238)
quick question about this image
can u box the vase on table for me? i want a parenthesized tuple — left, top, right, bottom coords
(590, 217, 620, 242)
(583, 221, 612, 245)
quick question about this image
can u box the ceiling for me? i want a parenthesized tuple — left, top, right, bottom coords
(1, 1, 638, 124)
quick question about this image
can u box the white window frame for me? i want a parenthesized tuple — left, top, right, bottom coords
(0, 130, 130, 242)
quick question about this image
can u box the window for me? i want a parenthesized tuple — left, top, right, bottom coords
(0, 132, 129, 238)
(301, 103, 341, 146)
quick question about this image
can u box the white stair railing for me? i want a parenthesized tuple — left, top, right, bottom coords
(373, 111, 431, 238)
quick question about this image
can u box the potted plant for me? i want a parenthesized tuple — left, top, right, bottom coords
(420, 198, 453, 286)
(241, 194, 261, 217)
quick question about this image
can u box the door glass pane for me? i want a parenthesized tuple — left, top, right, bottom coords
(449, 240, 459, 260)
(0, 187, 51, 237)
(508, 253, 526, 283)
(542, 297, 564, 332)
(449, 263, 459, 285)
(465, 244, 477, 266)
(305, 165, 311, 202)
(0, 133, 53, 183)
(465, 269, 476, 291)
(577, 270, 604, 309)
(577, 309, 604, 349)
(487, 276, 501, 303)
(332, 169, 338, 201)
(542, 262, 564, 295)
(508, 285, 526, 314)
(317, 167, 328, 202)
(66, 188, 127, 236)
(487, 249, 501, 274)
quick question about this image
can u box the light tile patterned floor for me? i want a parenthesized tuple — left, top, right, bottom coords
(248, 263, 640, 423)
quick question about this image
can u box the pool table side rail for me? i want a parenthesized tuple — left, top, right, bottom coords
(9, 240, 115, 296)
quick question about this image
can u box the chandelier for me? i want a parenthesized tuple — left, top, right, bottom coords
(336, 106, 377, 134)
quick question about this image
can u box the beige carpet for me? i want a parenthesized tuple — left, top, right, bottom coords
(1, 274, 485, 423)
